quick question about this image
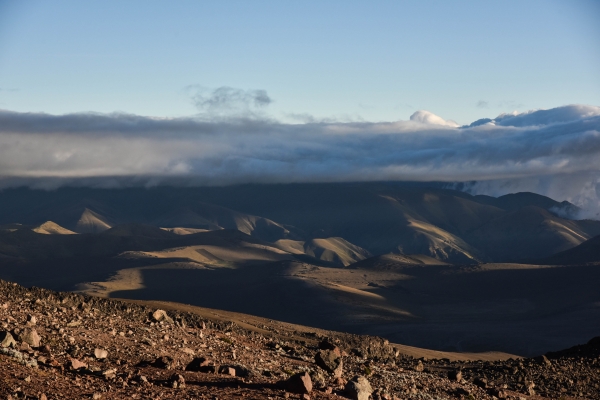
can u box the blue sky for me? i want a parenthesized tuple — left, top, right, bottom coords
(0, 0, 599, 124)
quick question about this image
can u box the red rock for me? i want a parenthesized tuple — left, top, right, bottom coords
(285, 372, 312, 394)
(69, 358, 88, 370)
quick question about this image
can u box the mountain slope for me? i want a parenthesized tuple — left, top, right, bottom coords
(468, 206, 600, 261)
(540, 234, 600, 265)
(32, 221, 76, 235)
(276, 237, 371, 266)
(0, 184, 598, 263)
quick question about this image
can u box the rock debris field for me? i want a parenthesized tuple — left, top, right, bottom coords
(0, 279, 598, 399)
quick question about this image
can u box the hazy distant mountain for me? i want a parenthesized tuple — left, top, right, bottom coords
(0, 183, 597, 263)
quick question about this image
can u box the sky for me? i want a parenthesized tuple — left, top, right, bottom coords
(0, 1, 600, 216)
(0, 0, 599, 123)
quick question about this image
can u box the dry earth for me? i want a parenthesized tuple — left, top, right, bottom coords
(1, 280, 600, 399)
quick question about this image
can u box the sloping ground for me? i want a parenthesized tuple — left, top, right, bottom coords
(1, 221, 600, 356)
(75, 208, 113, 233)
(32, 221, 77, 235)
(351, 253, 449, 270)
(539, 234, 600, 265)
(0, 225, 285, 260)
(0, 280, 598, 399)
(467, 206, 600, 261)
(0, 222, 368, 270)
(0, 184, 598, 262)
(73, 257, 600, 357)
(160, 227, 209, 235)
(473, 191, 579, 214)
(276, 237, 371, 266)
(151, 202, 302, 243)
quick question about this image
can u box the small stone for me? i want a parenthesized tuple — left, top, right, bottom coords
(102, 368, 117, 380)
(315, 349, 343, 377)
(334, 377, 346, 387)
(19, 328, 41, 348)
(345, 375, 373, 400)
(24, 376, 31, 382)
(185, 357, 210, 371)
(535, 355, 552, 367)
(182, 347, 195, 356)
(448, 369, 462, 382)
(285, 371, 312, 394)
(0, 331, 16, 348)
(153, 356, 174, 369)
(26, 315, 37, 325)
(414, 360, 424, 372)
(169, 373, 185, 388)
(39, 394, 47, 400)
(474, 377, 488, 388)
(488, 388, 507, 399)
(92, 393, 102, 399)
(219, 366, 236, 376)
(152, 310, 173, 324)
(19, 342, 32, 352)
(69, 358, 88, 370)
(94, 348, 108, 359)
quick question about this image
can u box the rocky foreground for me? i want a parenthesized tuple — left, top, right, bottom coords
(0, 280, 598, 400)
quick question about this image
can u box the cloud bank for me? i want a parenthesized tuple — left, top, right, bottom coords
(0, 103, 600, 217)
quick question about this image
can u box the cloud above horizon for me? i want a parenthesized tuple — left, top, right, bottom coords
(0, 103, 600, 218)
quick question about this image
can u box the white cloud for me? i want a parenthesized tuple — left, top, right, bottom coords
(0, 104, 600, 217)
(409, 110, 459, 127)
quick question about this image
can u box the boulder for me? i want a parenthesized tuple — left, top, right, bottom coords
(153, 355, 174, 370)
(185, 357, 210, 371)
(535, 355, 552, 367)
(19, 328, 41, 348)
(219, 366, 236, 376)
(151, 309, 173, 324)
(345, 375, 373, 400)
(414, 360, 424, 372)
(69, 358, 88, 370)
(526, 381, 536, 396)
(285, 371, 313, 394)
(0, 331, 16, 348)
(315, 349, 343, 377)
(94, 348, 108, 359)
(448, 369, 462, 381)
(169, 373, 185, 388)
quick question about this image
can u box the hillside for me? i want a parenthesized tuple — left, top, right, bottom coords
(0, 184, 596, 263)
(31, 221, 76, 235)
(540, 234, 600, 265)
(1, 280, 599, 399)
(468, 206, 600, 261)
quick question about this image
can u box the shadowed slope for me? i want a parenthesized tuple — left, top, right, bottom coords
(540, 234, 600, 265)
(0, 184, 598, 262)
(468, 206, 600, 261)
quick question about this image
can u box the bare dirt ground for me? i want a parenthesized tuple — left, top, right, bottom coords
(1, 279, 599, 399)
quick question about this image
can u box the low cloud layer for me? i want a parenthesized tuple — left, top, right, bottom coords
(0, 103, 600, 218)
